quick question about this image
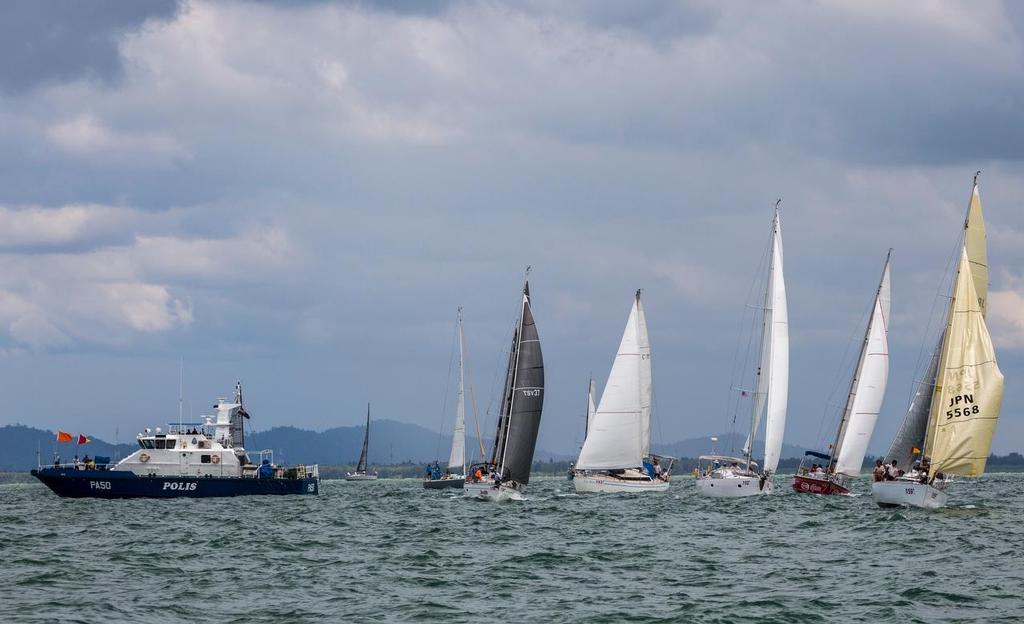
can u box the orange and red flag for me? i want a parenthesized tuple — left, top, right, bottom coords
(56, 431, 73, 443)
(77, 434, 91, 444)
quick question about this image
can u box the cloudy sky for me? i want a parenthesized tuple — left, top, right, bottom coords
(1, 0, 1022, 456)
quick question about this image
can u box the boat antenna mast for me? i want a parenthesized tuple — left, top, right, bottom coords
(178, 357, 184, 431)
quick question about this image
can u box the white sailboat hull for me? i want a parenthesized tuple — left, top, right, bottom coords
(463, 480, 524, 502)
(344, 472, 378, 481)
(872, 479, 948, 509)
(695, 474, 773, 497)
(573, 472, 669, 493)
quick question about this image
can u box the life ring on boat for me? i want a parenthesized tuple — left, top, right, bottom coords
(139, 453, 150, 463)
(211, 455, 221, 465)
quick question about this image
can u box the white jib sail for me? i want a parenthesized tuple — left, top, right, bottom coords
(576, 292, 651, 470)
(744, 210, 789, 474)
(834, 257, 891, 476)
(448, 312, 466, 471)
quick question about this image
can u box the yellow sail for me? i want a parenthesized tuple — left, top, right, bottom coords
(927, 248, 1004, 477)
(964, 179, 988, 318)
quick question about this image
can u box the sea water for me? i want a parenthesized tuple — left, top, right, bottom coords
(1, 474, 1022, 623)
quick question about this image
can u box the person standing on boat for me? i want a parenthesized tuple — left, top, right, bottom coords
(885, 460, 900, 480)
(873, 459, 885, 482)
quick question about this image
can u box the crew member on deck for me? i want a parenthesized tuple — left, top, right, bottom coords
(872, 459, 885, 482)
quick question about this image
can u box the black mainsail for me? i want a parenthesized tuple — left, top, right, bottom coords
(489, 281, 545, 485)
(356, 403, 370, 473)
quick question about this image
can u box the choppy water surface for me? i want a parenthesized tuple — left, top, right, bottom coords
(2, 474, 1023, 623)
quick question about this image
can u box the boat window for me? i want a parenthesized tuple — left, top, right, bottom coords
(138, 440, 146, 449)
(165, 439, 176, 450)
(142, 439, 155, 449)
(201, 455, 211, 464)
(155, 439, 166, 449)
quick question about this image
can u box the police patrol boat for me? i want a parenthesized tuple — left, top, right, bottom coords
(31, 382, 319, 498)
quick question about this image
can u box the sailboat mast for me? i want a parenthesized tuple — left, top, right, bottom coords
(499, 284, 529, 473)
(358, 403, 370, 473)
(457, 307, 467, 475)
(828, 249, 891, 471)
(490, 324, 518, 465)
(923, 175, 987, 460)
(490, 272, 530, 467)
(746, 203, 780, 469)
(585, 376, 593, 442)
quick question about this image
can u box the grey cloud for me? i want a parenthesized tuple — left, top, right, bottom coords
(0, 0, 180, 92)
(0, 1, 1022, 454)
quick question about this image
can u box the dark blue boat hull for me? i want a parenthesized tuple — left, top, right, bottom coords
(31, 468, 318, 498)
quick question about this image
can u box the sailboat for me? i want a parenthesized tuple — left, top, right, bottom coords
(345, 404, 378, 481)
(874, 176, 1003, 509)
(573, 290, 673, 493)
(696, 203, 788, 497)
(464, 276, 544, 501)
(566, 379, 596, 480)
(425, 308, 469, 490)
(793, 251, 891, 495)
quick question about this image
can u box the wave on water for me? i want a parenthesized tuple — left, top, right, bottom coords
(1, 475, 1022, 623)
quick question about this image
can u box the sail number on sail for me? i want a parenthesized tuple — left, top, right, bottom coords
(946, 394, 981, 420)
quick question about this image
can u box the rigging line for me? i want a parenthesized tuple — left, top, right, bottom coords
(814, 274, 875, 452)
(433, 311, 460, 463)
(460, 314, 487, 462)
(726, 214, 773, 456)
(499, 295, 527, 473)
(906, 187, 976, 408)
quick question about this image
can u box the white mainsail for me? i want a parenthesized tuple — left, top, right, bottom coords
(576, 291, 651, 470)
(833, 253, 891, 476)
(927, 248, 1004, 477)
(744, 208, 789, 474)
(448, 309, 467, 472)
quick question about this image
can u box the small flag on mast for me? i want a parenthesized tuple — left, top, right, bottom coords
(77, 434, 91, 444)
(56, 431, 73, 443)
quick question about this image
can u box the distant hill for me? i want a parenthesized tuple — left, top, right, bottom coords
(653, 432, 810, 463)
(0, 422, 561, 471)
(0, 424, 135, 471)
(6, 423, 1010, 473)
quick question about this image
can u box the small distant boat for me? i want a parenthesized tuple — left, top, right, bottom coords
(425, 308, 471, 490)
(345, 404, 379, 481)
(32, 382, 319, 498)
(873, 175, 1003, 509)
(573, 290, 673, 493)
(696, 203, 788, 498)
(464, 274, 544, 502)
(793, 251, 891, 496)
(566, 379, 596, 481)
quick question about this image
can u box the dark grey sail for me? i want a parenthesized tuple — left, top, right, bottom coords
(357, 403, 370, 473)
(884, 336, 941, 471)
(492, 282, 545, 485)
